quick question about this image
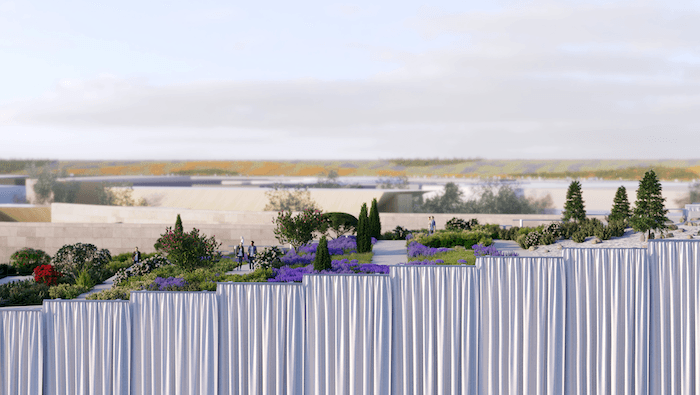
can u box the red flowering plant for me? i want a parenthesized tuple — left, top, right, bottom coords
(34, 264, 62, 286)
(272, 209, 325, 252)
(155, 227, 221, 272)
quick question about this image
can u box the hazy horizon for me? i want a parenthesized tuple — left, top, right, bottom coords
(2, 0, 699, 160)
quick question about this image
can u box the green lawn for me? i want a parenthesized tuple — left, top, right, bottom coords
(408, 249, 477, 265)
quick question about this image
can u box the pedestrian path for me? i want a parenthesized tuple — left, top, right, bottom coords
(0, 275, 33, 286)
(371, 240, 408, 266)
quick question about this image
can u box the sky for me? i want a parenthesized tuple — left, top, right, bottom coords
(1, 0, 699, 160)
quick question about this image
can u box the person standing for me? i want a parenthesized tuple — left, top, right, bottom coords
(235, 242, 245, 268)
(132, 247, 141, 264)
(431, 216, 436, 235)
(247, 241, 257, 270)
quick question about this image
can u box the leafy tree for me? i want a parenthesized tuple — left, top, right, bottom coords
(155, 227, 221, 272)
(264, 185, 319, 211)
(464, 183, 552, 214)
(272, 209, 324, 252)
(32, 166, 57, 204)
(562, 181, 586, 222)
(674, 182, 700, 206)
(416, 182, 466, 213)
(313, 236, 332, 271)
(631, 169, 669, 237)
(320, 212, 357, 238)
(357, 203, 371, 253)
(175, 214, 184, 234)
(608, 186, 631, 223)
(368, 198, 381, 239)
(52, 243, 112, 282)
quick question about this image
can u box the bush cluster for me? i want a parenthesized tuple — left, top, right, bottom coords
(113, 254, 171, 286)
(0, 280, 49, 307)
(52, 243, 112, 283)
(445, 217, 479, 231)
(382, 226, 411, 240)
(10, 247, 51, 275)
(414, 231, 493, 249)
(253, 246, 285, 270)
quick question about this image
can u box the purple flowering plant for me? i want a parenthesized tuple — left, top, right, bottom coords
(146, 276, 189, 291)
(407, 241, 451, 258)
(472, 244, 519, 257)
(268, 258, 389, 283)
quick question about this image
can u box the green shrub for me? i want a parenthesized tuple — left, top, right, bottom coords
(225, 268, 274, 283)
(87, 288, 131, 300)
(357, 203, 372, 253)
(49, 283, 89, 299)
(572, 231, 587, 243)
(607, 220, 627, 238)
(0, 264, 17, 277)
(594, 226, 613, 240)
(0, 280, 50, 307)
(416, 231, 492, 249)
(253, 247, 285, 270)
(445, 217, 479, 231)
(10, 248, 52, 275)
(52, 243, 112, 283)
(75, 270, 95, 288)
(382, 226, 410, 240)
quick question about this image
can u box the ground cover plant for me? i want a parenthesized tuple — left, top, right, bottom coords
(406, 242, 517, 266)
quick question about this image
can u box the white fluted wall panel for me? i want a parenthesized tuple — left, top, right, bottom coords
(649, 241, 700, 395)
(563, 248, 649, 395)
(304, 274, 392, 395)
(478, 257, 566, 395)
(0, 308, 43, 395)
(390, 265, 479, 395)
(43, 301, 131, 395)
(217, 283, 305, 395)
(130, 291, 218, 395)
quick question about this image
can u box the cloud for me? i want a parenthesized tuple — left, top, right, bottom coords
(2, 1, 700, 159)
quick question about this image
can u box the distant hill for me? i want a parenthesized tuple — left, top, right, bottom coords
(3, 159, 700, 181)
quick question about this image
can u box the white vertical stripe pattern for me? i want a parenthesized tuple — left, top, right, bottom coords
(0, 308, 43, 395)
(43, 301, 131, 395)
(217, 283, 305, 395)
(649, 240, 700, 395)
(130, 291, 218, 395)
(304, 274, 392, 395)
(478, 257, 566, 395)
(563, 248, 649, 395)
(390, 265, 479, 395)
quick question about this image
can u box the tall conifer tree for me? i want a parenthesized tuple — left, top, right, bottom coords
(175, 214, 184, 233)
(357, 203, 371, 253)
(562, 181, 586, 222)
(369, 198, 381, 239)
(314, 236, 332, 271)
(631, 169, 669, 237)
(608, 186, 631, 223)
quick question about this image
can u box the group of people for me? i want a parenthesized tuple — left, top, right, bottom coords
(428, 216, 436, 235)
(131, 237, 258, 270)
(234, 238, 257, 270)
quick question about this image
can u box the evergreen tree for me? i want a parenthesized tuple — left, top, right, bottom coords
(357, 203, 371, 253)
(608, 186, 631, 223)
(631, 169, 669, 237)
(562, 181, 586, 222)
(368, 198, 382, 239)
(313, 236, 332, 271)
(175, 214, 184, 234)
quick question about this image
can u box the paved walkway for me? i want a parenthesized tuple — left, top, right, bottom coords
(0, 275, 33, 286)
(371, 240, 408, 266)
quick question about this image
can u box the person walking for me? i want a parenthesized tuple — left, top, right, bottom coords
(235, 242, 245, 269)
(132, 247, 141, 264)
(247, 241, 257, 270)
(430, 216, 436, 235)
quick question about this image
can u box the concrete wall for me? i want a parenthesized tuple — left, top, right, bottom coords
(51, 203, 605, 229)
(0, 223, 277, 264)
(51, 203, 279, 225)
